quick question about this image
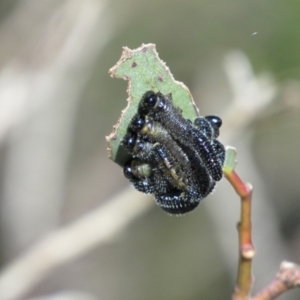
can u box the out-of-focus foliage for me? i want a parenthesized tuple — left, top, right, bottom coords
(0, 1, 300, 300)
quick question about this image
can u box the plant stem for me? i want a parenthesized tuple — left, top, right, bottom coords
(224, 169, 255, 300)
(252, 261, 300, 300)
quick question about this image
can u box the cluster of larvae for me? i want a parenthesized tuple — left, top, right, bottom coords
(122, 91, 225, 214)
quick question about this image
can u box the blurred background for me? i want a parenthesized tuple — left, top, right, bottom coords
(0, 0, 300, 299)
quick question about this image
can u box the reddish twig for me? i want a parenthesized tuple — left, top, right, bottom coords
(223, 148, 300, 299)
(223, 152, 255, 300)
(252, 261, 300, 300)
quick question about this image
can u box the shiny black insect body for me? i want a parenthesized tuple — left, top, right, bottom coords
(123, 133, 189, 191)
(124, 157, 200, 214)
(139, 91, 224, 181)
(121, 91, 225, 215)
(129, 115, 191, 187)
(123, 159, 175, 195)
(128, 114, 216, 201)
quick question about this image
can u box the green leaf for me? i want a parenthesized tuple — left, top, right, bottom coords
(107, 43, 199, 166)
(223, 146, 237, 174)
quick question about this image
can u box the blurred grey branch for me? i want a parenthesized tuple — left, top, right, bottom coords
(0, 188, 152, 300)
(0, 0, 115, 299)
(221, 50, 276, 141)
(2, 1, 297, 298)
(0, 0, 111, 258)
